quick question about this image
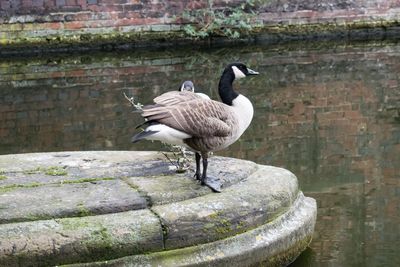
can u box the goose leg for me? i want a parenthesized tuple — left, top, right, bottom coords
(201, 152, 221, 193)
(200, 153, 208, 186)
(194, 152, 201, 180)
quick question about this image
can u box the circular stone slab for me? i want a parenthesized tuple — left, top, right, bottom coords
(0, 151, 317, 267)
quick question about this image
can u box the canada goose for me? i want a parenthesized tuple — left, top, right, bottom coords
(132, 63, 259, 192)
(180, 80, 210, 100)
(180, 80, 195, 92)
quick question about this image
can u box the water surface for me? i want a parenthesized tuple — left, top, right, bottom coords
(0, 41, 399, 266)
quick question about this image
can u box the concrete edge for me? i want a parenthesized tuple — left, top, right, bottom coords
(67, 193, 317, 267)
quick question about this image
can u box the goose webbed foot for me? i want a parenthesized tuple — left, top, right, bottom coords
(194, 172, 201, 181)
(201, 175, 222, 193)
(195, 152, 221, 192)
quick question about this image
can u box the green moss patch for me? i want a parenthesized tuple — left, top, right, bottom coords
(23, 166, 68, 176)
(77, 203, 93, 217)
(0, 177, 115, 193)
(0, 182, 42, 193)
(45, 166, 68, 176)
(59, 177, 114, 184)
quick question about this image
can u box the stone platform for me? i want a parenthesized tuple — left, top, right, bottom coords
(0, 151, 316, 266)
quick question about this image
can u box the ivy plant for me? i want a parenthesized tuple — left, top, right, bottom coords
(180, 0, 264, 39)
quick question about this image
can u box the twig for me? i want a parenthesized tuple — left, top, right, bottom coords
(161, 152, 179, 168)
(123, 92, 143, 111)
(123, 92, 135, 106)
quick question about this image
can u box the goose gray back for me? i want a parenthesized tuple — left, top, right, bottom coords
(132, 63, 259, 192)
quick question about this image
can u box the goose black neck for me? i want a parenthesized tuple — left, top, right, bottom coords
(218, 69, 239, 106)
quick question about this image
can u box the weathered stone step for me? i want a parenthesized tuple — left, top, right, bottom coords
(0, 179, 147, 224)
(152, 165, 299, 250)
(0, 151, 317, 266)
(0, 151, 257, 223)
(68, 193, 316, 267)
(0, 210, 164, 267)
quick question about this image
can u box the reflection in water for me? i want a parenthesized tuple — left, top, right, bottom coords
(0, 42, 399, 266)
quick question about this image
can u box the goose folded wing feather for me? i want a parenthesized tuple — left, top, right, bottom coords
(142, 100, 231, 138)
(153, 91, 203, 106)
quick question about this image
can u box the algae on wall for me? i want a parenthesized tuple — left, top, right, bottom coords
(1, 0, 400, 53)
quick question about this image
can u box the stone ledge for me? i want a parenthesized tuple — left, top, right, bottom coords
(68, 193, 316, 267)
(0, 151, 317, 266)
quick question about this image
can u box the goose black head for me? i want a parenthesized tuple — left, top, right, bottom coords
(219, 63, 259, 106)
(180, 80, 195, 92)
(229, 63, 259, 80)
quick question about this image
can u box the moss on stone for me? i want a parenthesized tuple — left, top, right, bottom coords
(82, 225, 117, 261)
(236, 220, 247, 230)
(77, 203, 92, 217)
(23, 167, 42, 175)
(257, 235, 313, 267)
(1, 29, 186, 49)
(23, 166, 68, 176)
(1, 19, 400, 55)
(24, 213, 49, 222)
(59, 217, 91, 231)
(0, 177, 115, 194)
(0, 175, 7, 180)
(207, 212, 235, 237)
(214, 218, 232, 235)
(45, 166, 68, 176)
(60, 177, 114, 184)
(261, 20, 400, 36)
(0, 182, 42, 193)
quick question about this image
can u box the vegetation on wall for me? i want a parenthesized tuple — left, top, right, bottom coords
(179, 0, 265, 39)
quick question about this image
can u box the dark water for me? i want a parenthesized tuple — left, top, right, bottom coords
(1, 41, 399, 266)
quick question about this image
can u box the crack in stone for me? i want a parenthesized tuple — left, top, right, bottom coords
(120, 177, 168, 250)
(148, 208, 169, 250)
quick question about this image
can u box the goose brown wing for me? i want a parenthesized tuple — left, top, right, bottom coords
(153, 91, 203, 106)
(142, 99, 232, 137)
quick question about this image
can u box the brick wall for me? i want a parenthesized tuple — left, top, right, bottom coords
(0, 0, 400, 51)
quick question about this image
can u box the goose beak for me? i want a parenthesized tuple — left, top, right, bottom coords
(246, 68, 259, 75)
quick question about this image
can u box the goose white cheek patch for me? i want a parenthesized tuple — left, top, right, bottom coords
(232, 66, 246, 79)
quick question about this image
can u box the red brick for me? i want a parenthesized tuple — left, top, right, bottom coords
(44, 0, 56, 8)
(65, 0, 76, 6)
(64, 21, 86, 29)
(97, 4, 123, 12)
(119, 11, 142, 19)
(86, 19, 117, 28)
(66, 69, 86, 77)
(87, 4, 100, 12)
(344, 110, 362, 119)
(99, 0, 127, 3)
(76, 0, 86, 9)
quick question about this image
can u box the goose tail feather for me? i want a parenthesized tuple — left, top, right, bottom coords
(135, 120, 157, 129)
(131, 130, 158, 143)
